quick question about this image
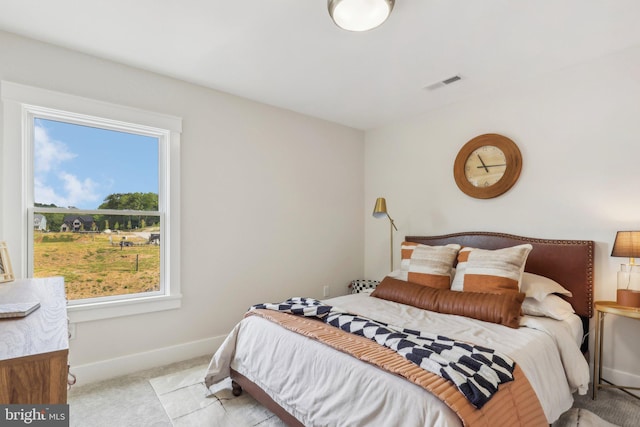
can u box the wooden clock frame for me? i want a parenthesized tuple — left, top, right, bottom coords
(453, 133, 522, 199)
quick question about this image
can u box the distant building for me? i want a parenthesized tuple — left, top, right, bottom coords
(60, 215, 95, 232)
(149, 233, 160, 245)
(34, 214, 47, 231)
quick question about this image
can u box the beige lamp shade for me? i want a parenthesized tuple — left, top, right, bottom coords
(611, 231, 640, 264)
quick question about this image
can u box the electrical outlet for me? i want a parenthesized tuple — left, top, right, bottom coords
(68, 323, 76, 340)
(323, 286, 330, 297)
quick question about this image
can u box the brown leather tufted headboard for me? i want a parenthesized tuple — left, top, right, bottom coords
(405, 232, 594, 318)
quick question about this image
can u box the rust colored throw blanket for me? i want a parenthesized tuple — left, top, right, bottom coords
(247, 309, 548, 427)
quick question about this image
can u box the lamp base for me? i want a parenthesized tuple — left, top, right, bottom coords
(617, 289, 640, 308)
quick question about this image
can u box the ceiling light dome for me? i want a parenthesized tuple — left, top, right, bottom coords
(328, 0, 395, 32)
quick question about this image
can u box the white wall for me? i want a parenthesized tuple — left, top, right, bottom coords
(364, 45, 640, 388)
(0, 31, 365, 383)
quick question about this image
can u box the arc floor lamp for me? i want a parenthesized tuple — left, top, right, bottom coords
(373, 197, 397, 271)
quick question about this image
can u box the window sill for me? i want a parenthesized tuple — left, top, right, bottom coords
(67, 293, 182, 323)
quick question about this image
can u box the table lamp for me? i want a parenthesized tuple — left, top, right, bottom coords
(611, 231, 640, 307)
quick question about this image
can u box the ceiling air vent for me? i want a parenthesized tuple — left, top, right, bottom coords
(424, 75, 462, 91)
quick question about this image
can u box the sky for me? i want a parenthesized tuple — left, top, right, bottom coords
(34, 118, 159, 210)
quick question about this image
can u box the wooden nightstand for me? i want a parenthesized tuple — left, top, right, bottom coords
(592, 301, 640, 400)
(0, 277, 69, 404)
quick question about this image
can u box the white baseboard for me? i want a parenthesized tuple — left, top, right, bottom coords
(600, 366, 640, 398)
(69, 334, 227, 386)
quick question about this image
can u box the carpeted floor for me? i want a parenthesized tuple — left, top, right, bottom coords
(68, 356, 210, 427)
(148, 360, 640, 427)
(570, 387, 640, 427)
(150, 365, 284, 426)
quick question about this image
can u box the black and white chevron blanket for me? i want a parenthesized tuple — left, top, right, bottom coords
(251, 297, 515, 409)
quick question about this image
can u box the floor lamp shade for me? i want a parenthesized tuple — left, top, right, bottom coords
(372, 198, 388, 219)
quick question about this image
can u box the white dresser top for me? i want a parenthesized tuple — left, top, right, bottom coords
(0, 277, 68, 361)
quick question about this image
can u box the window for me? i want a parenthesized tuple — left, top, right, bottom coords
(1, 82, 182, 322)
(33, 117, 161, 302)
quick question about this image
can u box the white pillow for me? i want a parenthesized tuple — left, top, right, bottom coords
(522, 294, 575, 321)
(388, 269, 408, 281)
(520, 272, 572, 302)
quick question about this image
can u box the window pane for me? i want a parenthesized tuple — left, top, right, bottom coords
(32, 118, 162, 301)
(34, 118, 158, 209)
(33, 213, 161, 300)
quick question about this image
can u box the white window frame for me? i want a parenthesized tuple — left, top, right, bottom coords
(1, 81, 182, 322)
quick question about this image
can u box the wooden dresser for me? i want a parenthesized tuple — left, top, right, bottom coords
(0, 277, 69, 404)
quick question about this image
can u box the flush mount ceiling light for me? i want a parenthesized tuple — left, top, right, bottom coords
(328, 0, 395, 32)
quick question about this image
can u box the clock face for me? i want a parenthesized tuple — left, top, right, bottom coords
(464, 145, 506, 188)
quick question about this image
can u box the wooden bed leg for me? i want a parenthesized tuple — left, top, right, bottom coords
(231, 380, 243, 396)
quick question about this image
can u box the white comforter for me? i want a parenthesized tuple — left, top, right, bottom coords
(205, 292, 590, 426)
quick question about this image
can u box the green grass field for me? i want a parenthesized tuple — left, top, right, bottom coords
(33, 232, 160, 300)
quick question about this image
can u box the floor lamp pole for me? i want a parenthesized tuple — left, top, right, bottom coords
(389, 217, 395, 271)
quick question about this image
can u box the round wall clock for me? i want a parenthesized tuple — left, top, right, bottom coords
(453, 133, 522, 199)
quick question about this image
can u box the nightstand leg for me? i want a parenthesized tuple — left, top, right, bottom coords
(593, 310, 604, 399)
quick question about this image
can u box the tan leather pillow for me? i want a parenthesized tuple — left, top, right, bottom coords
(371, 276, 525, 328)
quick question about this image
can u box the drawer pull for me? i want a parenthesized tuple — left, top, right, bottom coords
(67, 369, 77, 389)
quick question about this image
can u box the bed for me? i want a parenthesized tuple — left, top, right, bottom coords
(205, 232, 594, 426)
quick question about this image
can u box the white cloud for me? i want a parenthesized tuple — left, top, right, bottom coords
(34, 124, 101, 207)
(34, 177, 66, 207)
(59, 172, 100, 207)
(34, 124, 76, 173)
